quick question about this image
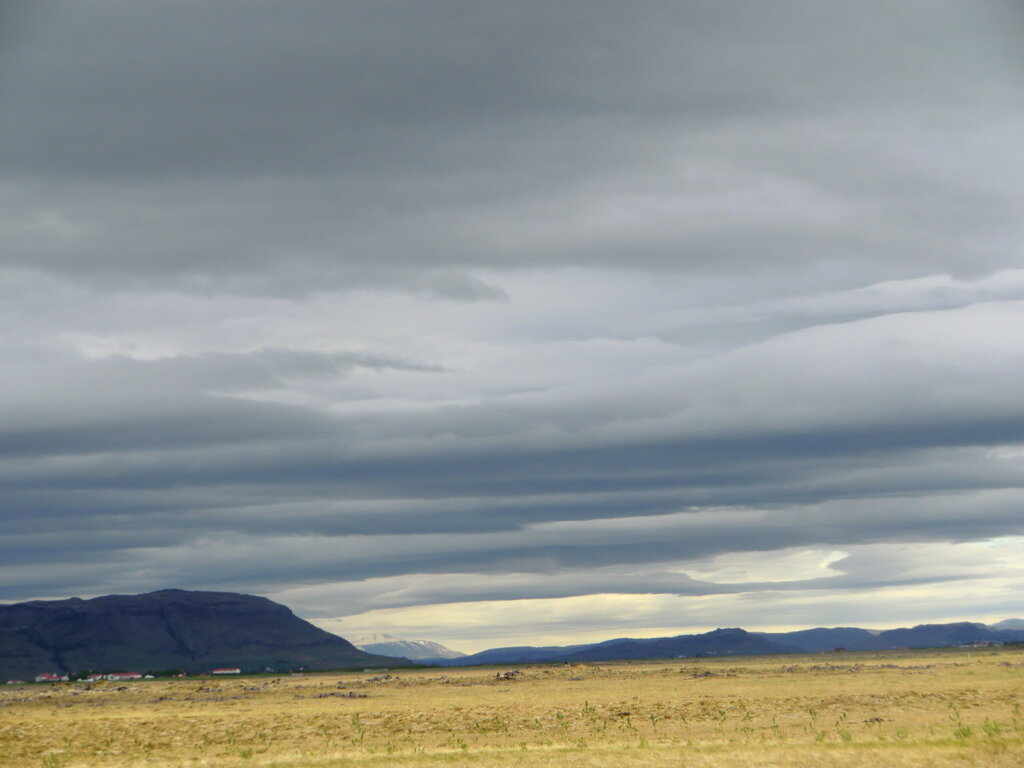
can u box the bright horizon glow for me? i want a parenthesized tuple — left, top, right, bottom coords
(314, 608, 1023, 656)
(312, 561, 1024, 653)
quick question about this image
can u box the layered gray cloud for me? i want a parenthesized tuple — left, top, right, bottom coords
(2, 1, 1023, 642)
(3, 1, 1022, 293)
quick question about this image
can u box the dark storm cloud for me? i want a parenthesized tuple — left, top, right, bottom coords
(5, 484, 1023, 606)
(2, 1, 1022, 295)
(4, 293, 1024, 605)
(6, 1, 1017, 176)
(3, 351, 1024, 579)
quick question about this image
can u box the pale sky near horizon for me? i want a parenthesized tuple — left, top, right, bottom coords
(2, 1, 1024, 653)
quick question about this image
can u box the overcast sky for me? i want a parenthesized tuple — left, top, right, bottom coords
(3, 1, 1024, 652)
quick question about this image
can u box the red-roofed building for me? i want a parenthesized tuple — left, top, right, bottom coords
(35, 673, 66, 682)
(211, 667, 241, 675)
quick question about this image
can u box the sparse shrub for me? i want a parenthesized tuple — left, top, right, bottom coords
(953, 724, 974, 740)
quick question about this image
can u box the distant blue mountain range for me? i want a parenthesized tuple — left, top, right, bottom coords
(438, 621, 1024, 666)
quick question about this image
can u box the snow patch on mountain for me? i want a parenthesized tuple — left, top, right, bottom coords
(350, 633, 465, 660)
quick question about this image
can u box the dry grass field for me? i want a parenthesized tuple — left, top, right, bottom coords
(2, 648, 1023, 768)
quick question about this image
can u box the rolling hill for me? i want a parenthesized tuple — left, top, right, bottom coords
(441, 628, 801, 665)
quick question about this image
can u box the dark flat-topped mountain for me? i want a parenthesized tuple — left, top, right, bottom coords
(0, 589, 402, 680)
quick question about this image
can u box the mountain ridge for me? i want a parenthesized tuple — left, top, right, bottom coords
(440, 628, 802, 665)
(350, 633, 465, 660)
(989, 618, 1024, 631)
(0, 589, 405, 681)
(440, 621, 1024, 666)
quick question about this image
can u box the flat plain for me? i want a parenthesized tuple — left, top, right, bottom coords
(2, 648, 1023, 768)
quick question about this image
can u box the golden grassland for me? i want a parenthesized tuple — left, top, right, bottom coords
(2, 648, 1023, 767)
